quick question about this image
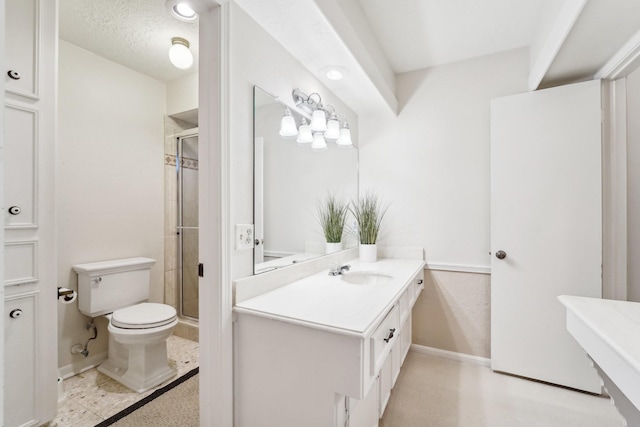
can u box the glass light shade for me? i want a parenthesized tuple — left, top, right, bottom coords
(336, 126, 353, 146)
(296, 119, 313, 144)
(169, 38, 193, 69)
(325, 115, 340, 140)
(279, 110, 298, 139)
(310, 109, 327, 132)
(311, 133, 328, 152)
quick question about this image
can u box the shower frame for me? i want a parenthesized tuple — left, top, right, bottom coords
(176, 128, 199, 321)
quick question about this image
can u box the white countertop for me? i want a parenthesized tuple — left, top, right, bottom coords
(558, 295, 640, 410)
(234, 258, 425, 337)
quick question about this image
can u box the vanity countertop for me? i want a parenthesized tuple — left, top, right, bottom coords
(234, 258, 425, 337)
(558, 295, 640, 409)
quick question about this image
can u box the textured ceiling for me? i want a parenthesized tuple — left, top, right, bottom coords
(59, 0, 199, 83)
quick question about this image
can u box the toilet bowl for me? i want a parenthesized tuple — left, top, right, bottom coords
(73, 258, 178, 393)
(99, 303, 178, 393)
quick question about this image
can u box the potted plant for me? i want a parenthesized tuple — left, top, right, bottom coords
(318, 193, 348, 254)
(351, 192, 387, 262)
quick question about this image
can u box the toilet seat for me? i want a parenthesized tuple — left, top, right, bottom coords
(111, 303, 177, 329)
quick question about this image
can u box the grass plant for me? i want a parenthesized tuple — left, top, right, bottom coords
(351, 192, 387, 245)
(318, 193, 348, 244)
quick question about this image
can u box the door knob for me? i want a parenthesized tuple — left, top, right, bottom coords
(8, 206, 21, 215)
(495, 250, 507, 260)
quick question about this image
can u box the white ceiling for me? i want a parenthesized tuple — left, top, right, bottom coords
(59, 0, 199, 83)
(58, 0, 640, 114)
(357, 0, 551, 74)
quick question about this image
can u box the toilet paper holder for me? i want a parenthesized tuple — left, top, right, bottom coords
(57, 287, 77, 303)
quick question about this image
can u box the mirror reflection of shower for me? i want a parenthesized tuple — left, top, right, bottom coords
(177, 129, 199, 319)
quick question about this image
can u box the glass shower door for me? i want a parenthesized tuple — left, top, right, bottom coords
(177, 132, 199, 319)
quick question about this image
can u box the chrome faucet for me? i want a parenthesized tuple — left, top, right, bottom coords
(329, 264, 351, 276)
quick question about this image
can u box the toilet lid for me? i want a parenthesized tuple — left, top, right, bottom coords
(112, 303, 177, 329)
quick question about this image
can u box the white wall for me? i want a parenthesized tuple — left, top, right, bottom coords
(229, 2, 358, 279)
(360, 48, 529, 357)
(627, 66, 640, 301)
(360, 48, 529, 270)
(167, 73, 198, 117)
(57, 40, 166, 370)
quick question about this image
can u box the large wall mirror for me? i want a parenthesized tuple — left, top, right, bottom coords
(253, 86, 358, 274)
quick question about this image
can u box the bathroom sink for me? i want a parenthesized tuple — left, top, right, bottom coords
(341, 271, 393, 285)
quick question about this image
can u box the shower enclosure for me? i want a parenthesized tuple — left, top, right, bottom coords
(177, 130, 199, 319)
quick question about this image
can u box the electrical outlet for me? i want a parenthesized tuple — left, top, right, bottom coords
(235, 224, 255, 250)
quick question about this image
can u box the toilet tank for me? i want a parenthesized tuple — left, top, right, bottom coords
(73, 257, 156, 317)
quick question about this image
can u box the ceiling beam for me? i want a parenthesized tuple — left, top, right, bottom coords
(528, 0, 588, 91)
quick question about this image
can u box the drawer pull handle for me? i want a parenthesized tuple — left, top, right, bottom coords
(383, 328, 396, 343)
(417, 279, 423, 285)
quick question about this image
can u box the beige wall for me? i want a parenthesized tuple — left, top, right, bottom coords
(413, 269, 490, 358)
(57, 40, 166, 370)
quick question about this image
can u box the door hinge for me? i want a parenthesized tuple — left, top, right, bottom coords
(198, 263, 204, 277)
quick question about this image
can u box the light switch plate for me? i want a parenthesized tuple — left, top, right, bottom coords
(235, 224, 254, 250)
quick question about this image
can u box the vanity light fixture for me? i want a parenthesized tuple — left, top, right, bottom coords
(324, 112, 341, 140)
(336, 121, 353, 147)
(283, 88, 353, 150)
(311, 133, 328, 152)
(296, 118, 313, 144)
(169, 37, 193, 69)
(279, 108, 298, 139)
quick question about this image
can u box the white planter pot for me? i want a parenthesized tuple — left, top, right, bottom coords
(359, 243, 377, 263)
(326, 242, 343, 254)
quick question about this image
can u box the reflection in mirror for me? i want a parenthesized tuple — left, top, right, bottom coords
(253, 86, 358, 274)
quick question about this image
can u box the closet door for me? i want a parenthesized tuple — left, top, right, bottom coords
(3, 0, 57, 425)
(490, 80, 602, 393)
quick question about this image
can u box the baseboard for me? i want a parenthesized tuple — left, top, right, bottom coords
(410, 344, 491, 368)
(59, 351, 108, 379)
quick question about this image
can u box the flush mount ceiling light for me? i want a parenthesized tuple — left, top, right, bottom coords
(166, 0, 198, 22)
(276, 88, 354, 151)
(169, 37, 193, 69)
(322, 66, 349, 81)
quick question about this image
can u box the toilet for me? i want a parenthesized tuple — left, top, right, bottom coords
(73, 257, 178, 393)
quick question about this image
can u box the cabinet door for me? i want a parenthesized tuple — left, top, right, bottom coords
(491, 79, 602, 393)
(5, 0, 39, 99)
(378, 355, 392, 418)
(4, 294, 37, 427)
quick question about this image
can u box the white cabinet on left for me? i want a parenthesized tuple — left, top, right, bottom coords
(3, 0, 58, 425)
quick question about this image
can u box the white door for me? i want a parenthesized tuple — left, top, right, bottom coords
(3, 0, 57, 425)
(490, 79, 602, 393)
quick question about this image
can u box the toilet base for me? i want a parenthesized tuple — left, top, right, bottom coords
(98, 356, 176, 393)
(100, 320, 178, 393)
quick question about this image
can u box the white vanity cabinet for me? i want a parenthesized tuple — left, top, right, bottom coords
(234, 259, 424, 427)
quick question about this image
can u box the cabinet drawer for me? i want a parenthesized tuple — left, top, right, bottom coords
(410, 270, 425, 305)
(370, 305, 400, 375)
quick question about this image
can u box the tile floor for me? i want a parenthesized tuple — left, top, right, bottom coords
(380, 351, 626, 427)
(50, 335, 199, 427)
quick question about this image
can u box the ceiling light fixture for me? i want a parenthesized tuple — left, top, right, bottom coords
(322, 66, 349, 81)
(166, 1, 198, 22)
(169, 37, 193, 69)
